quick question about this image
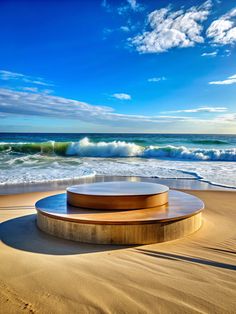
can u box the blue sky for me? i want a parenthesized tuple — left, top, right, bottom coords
(0, 0, 235, 133)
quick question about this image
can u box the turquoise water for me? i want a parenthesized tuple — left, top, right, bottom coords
(1, 133, 236, 188)
(1, 133, 236, 153)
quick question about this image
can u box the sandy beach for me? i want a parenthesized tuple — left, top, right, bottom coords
(0, 189, 236, 314)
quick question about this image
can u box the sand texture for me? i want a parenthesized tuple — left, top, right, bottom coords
(0, 190, 236, 314)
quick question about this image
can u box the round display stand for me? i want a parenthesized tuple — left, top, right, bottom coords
(36, 182, 204, 245)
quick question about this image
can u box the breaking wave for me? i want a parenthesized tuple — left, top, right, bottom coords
(1, 137, 236, 161)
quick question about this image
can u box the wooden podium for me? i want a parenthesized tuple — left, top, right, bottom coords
(36, 181, 204, 245)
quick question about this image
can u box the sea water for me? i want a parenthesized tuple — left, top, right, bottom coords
(0, 133, 236, 188)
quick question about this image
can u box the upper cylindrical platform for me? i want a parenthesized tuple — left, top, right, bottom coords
(67, 181, 169, 210)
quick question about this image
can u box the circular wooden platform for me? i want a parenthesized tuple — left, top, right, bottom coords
(67, 182, 169, 210)
(36, 190, 204, 245)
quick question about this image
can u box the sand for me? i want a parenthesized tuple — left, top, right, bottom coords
(0, 189, 236, 314)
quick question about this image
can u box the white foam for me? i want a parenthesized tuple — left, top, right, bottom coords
(66, 138, 236, 161)
(0, 155, 95, 186)
(80, 158, 236, 188)
(1, 155, 236, 188)
(67, 137, 142, 157)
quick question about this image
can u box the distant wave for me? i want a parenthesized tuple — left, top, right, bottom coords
(1, 137, 236, 161)
(141, 145, 236, 161)
(191, 139, 229, 145)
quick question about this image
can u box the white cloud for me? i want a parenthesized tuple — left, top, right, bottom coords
(0, 70, 25, 81)
(0, 70, 53, 87)
(201, 51, 217, 56)
(163, 107, 228, 113)
(0, 88, 197, 126)
(0, 88, 114, 122)
(112, 93, 131, 100)
(224, 49, 231, 56)
(31, 80, 53, 87)
(42, 89, 54, 94)
(214, 113, 236, 122)
(209, 74, 236, 85)
(0, 88, 235, 130)
(148, 76, 166, 82)
(120, 26, 130, 32)
(127, 0, 137, 10)
(19, 87, 53, 94)
(21, 87, 39, 92)
(207, 7, 236, 45)
(130, 1, 212, 53)
(117, 0, 143, 15)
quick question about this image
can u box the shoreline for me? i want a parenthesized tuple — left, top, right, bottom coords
(0, 175, 234, 195)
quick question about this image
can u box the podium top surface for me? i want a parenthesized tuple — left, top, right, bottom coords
(67, 181, 169, 197)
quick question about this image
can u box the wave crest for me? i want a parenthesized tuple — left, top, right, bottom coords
(67, 137, 142, 157)
(67, 138, 236, 161)
(143, 145, 236, 161)
(1, 137, 236, 161)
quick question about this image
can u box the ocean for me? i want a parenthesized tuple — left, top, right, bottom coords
(1, 133, 236, 189)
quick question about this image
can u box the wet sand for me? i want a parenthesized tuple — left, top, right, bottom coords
(0, 189, 236, 313)
(1, 175, 234, 195)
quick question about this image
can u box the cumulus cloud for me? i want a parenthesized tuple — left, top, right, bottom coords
(112, 93, 131, 100)
(207, 7, 236, 45)
(201, 51, 217, 56)
(163, 107, 228, 113)
(0, 70, 53, 87)
(209, 74, 236, 85)
(148, 77, 166, 82)
(130, 1, 212, 53)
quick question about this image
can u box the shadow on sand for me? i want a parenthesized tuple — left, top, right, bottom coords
(136, 248, 236, 271)
(0, 214, 126, 255)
